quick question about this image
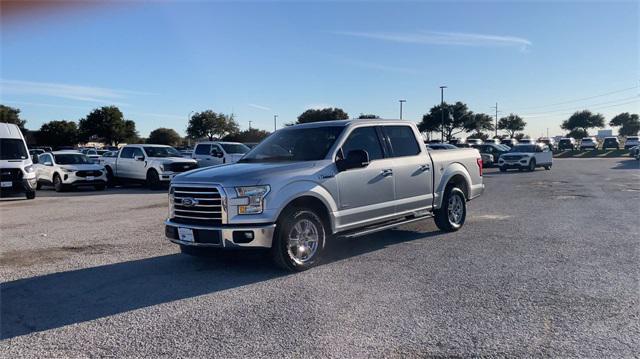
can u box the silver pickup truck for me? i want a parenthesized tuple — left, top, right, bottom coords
(165, 119, 484, 271)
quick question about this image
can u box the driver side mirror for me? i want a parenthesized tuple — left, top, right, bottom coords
(134, 155, 145, 161)
(336, 149, 370, 171)
(44, 161, 53, 166)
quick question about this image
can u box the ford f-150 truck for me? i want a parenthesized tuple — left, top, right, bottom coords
(101, 144, 198, 189)
(165, 120, 484, 271)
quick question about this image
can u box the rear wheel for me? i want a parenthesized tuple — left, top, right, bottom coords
(146, 169, 161, 190)
(434, 187, 466, 232)
(271, 207, 327, 271)
(528, 159, 536, 172)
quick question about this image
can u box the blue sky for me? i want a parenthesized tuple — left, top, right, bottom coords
(1, 1, 638, 138)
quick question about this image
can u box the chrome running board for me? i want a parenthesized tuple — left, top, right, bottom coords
(338, 215, 433, 239)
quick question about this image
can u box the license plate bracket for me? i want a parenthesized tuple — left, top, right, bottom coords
(178, 227, 195, 242)
(1, 181, 12, 188)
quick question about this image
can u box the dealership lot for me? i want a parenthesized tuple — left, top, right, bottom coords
(1, 158, 638, 357)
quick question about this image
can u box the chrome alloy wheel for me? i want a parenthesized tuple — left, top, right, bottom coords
(287, 218, 320, 264)
(448, 194, 464, 225)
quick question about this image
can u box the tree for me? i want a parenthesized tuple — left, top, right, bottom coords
(418, 101, 472, 141)
(561, 110, 604, 138)
(609, 112, 640, 136)
(464, 113, 494, 138)
(498, 114, 527, 138)
(78, 106, 138, 145)
(223, 128, 271, 143)
(357, 113, 380, 119)
(147, 128, 182, 146)
(297, 107, 349, 124)
(0, 105, 27, 130)
(37, 120, 79, 148)
(187, 110, 240, 140)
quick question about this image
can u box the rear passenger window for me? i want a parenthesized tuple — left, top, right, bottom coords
(195, 144, 211, 155)
(384, 126, 421, 157)
(341, 127, 384, 161)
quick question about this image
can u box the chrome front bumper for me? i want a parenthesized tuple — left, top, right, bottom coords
(164, 219, 276, 248)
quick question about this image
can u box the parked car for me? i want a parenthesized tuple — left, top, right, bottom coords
(623, 136, 640, 150)
(484, 138, 501, 145)
(466, 138, 483, 146)
(498, 143, 552, 172)
(558, 137, 577, 150)
(538, 137, 556, 150)
(579, 137, 598, 150)
(35, 151, 107, 191)
(244, 142, 260, 149)
(192, 141, 251, 167)
(165, 119, 485, 271)
(602, 137, 620, 150)
(427, 143, 458, 150)
(628, 145, 640, 159)
(180, 150, 194, 158)
(518, 138, 535, 145)
(476, 143, 510, 167)
(80, 148, 101, 163)
(0, 122, 37, 199)
(500, 138, 518, 147)
(101, 144, 198, 189)
(29, 148, 45, 158)
(448, 138, 465, 146)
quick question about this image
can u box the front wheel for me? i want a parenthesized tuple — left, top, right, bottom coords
(434, 187, 466, 232)
(146, 169, 161, 190)
(528, 159, 536, 172)
(271, 207, 327, 271)
(53, 174, 66, 192)
(26, 191, 36, 200)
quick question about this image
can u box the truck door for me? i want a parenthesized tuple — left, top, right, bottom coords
(381, 125, 433, 213)
(335, 126, 396, 229)
(128, 147, 147, 180)
(210, 144, 225, 165)
(193, 144, 213, 167)
(116, 147, 136, 178)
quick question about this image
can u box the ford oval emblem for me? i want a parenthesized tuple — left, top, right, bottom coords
(181, 197, 198, 207)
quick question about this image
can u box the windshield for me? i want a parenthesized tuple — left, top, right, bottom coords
(143, 146, 182, 158)
(0, 139, 29, 160)
(221, 143, 250, 154)
(510, 145, 536, 152)
(54, 154, 92, 165)
(240, 126, 344, 162)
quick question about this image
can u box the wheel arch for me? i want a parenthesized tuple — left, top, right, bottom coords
(277, 195, 333, 235)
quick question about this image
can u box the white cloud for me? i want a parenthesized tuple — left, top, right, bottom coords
(0, 79, 154, 105)
(305, 104, 333, 110)
(331, 57, 419, 74)
(248, 103, 272, 111)
(335, 30, 532, 51)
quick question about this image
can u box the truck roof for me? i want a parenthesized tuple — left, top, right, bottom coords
(290, 118, 409, 129)
(0, 122, 25, 140)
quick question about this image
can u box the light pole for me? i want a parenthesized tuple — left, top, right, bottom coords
(187, 110, 195, 146)
(249, 120, 252, 130)
(273, 115, 278, 132)
(440, 86, 447, 142)
(399, 99, 406, 120)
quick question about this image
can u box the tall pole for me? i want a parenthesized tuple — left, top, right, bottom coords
(187, 110, 194, 146)
(440, 86, 447, 142)
(249, 121, 252, 130)
(399, 99, 406, 120)
(491, 103, 498, 138)
(273, 115, 278, 132)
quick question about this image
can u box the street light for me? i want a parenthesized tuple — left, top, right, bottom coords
(440, 86, 447, 142)
(399, 99, 406, 120)
(249, 120, 252, 130)
(273, 115, 278, 132)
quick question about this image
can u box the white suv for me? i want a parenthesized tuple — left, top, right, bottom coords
(624, 136, 640, 150)
(192, 141, 250, 167)
(498, 143, 552, 172)
(579, 137, 598, 150)
(35, 151, 107, 192)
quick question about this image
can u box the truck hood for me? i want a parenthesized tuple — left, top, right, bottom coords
(173, 161, 318, 186)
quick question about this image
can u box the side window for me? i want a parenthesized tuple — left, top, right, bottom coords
(341, 127, 384, 161)
(120, 147, 134, 158)
(39, 154, 50, 164)
(212, 144, 223, 154)
(384, 126, 421, 157)
(132, 148, 144, 158)
(195, 144, 211, 155)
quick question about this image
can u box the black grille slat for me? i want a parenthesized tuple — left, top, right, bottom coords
(1, 169, 23, 181)
(168, 163, 198, 173)
(76, 170, 102, 177)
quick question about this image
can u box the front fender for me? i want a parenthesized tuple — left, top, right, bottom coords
(269, 180, 338, 230)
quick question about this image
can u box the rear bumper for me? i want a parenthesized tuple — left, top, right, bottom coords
(164, 219, 276, 248)
(469, 183, 484, 200)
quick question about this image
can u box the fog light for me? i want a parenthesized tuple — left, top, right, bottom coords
(233, 231, 254, 244)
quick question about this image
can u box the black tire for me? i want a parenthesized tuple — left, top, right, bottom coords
(271, 207, 327, 272)
(53, 174, 65, 192)
(94, 184, 106, 191)
(146, 169, 161, 190)
(26, 191, 36, 200)
(36, 181, 42, 190)
(499, 167, 507, 172)
(105, 166, 116, 188)
(434, 186, 466, 232)
(528, 159, 536, 172)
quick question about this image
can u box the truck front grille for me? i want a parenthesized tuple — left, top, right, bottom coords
(502, 155, 522, 161)
(168, 162, 198, 173)
(170, 186, 223, 225)
(1, 169, 23, 182)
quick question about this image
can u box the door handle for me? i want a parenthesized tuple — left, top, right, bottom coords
(381, 169, 393, 176)
(419, 164, 430, 172)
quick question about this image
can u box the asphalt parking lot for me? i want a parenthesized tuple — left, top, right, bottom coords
(1, 158, 639, 357)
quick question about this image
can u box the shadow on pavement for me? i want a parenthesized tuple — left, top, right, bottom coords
(34, 184, 165, 197)
(0, 228, 440, 339)
(611, 159, 640, 170)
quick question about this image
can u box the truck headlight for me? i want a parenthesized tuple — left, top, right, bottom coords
(24, 165, 35, 173)
(235, 185, 270, 214)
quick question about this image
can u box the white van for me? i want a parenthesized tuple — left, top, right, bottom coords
(192, 141, 250, 167)
(0, 122, 37, 199)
